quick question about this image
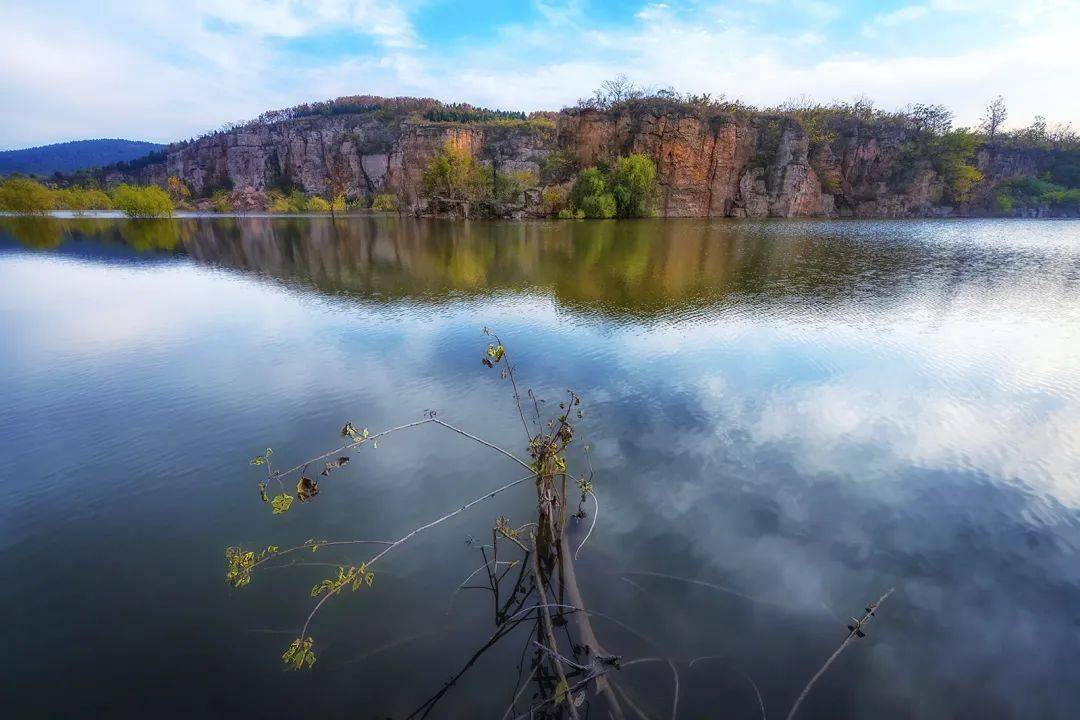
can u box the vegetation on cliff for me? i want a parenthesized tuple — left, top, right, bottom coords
(561, 154, 657, 219)
(56, 80, 1080, 219)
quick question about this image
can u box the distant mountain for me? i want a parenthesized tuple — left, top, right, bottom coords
(0, 139, 165, 177)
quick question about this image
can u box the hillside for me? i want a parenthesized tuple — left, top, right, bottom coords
(1, 139, 164, 177)
(103, 93, 1080, 218)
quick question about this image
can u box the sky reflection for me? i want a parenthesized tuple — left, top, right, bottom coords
(1, 217, 1079, 718)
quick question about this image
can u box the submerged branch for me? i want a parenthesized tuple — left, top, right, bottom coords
(530, 541, 581, 720)
(616, 570, 802, 612)
(785, 588, 895, 720)
(574, 490, 599, 561)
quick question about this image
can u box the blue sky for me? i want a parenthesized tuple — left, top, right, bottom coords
(2, 0, 1078, 149)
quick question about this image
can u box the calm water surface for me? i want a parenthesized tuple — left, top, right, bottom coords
(2, 216, 1079, 719)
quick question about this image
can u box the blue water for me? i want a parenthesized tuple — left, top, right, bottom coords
(2, 216, 1079, 718)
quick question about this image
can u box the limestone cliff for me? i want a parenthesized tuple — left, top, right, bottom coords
(112, 97, 1077, 218)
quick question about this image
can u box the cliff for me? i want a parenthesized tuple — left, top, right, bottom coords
(109, 97, 1079, 219)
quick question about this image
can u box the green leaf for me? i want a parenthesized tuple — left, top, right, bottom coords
(553, 678, 569, 705)
(271, 493, 294, 514)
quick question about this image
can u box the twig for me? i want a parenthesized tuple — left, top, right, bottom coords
(431, 418, 534, 472)
(489, 331, 532, 443)
(298, 474, 535, 639)
(501, 665, 538, 720)
(574, 490, 599, 561)
(785, 588, 895, 720)
(616, 570, 800, 611)
(273, 418, 436, 480)
(446, 560, 517, 615)
(251, 540, 394, 574)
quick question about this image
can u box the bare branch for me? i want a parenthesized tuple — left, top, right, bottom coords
(785, 588, 895, 720)
(298, 474, 535, 639)
(574, 490, 599, 561)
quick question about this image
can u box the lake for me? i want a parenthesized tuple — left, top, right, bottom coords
(2, 215, 1079, 719)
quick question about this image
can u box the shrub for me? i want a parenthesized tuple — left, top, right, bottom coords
(569, 167, 606, 209)
(371, 193, 397, 212)
(211, 190, 232, 213)
(53, 187, 112, 214)
(307, 196, 331, 212)
(569, 168, 616, 218)
(609, 153, 657, 217)
(268, 191, 291, 214)
(577, 192, 616, 219)
(111, 184, 173, 218)
(541, 186, 569, 215)
(0, 178, 55, 214)
(1045, 188, 1080, 212)
(556, 208, 577, 219)
(992, 175, 1075, 214)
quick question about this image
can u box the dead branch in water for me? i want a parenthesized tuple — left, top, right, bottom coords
(225, 329, 896, 718)
(785, 588, 895, 720)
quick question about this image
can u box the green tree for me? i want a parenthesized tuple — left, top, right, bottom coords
(609, 154, 657, 217)
(569, 167, 616, 218)
(0, 178, 55, 214)
(933, 129, 983, 203)
(111, 184, 173, 218)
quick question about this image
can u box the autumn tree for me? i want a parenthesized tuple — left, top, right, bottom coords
(166, 176, 191, 204)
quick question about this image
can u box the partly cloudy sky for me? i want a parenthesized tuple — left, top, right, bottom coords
(2, 0, 1078, 149)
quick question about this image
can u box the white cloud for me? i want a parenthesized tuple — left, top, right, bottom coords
(861, 4, 930, 37)
(1, 0, 1078, 148)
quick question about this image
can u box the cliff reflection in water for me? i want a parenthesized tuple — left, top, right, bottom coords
(3, 215, 950, 318)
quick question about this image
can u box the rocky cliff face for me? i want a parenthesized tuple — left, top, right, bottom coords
(115, 101, 1067, 218)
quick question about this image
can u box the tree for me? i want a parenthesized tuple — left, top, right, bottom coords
(568, 167, 616, 218)
(331, 193, 347, 217)
(166, 176, 191, 204)
(420, 143, 490, 202)
(326, 155, 351, 211)
(609, 154, 657, 217)
(909, 103, 953, 136)
(980, 95, 1008, 143)
(582, 74, 644, 109)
